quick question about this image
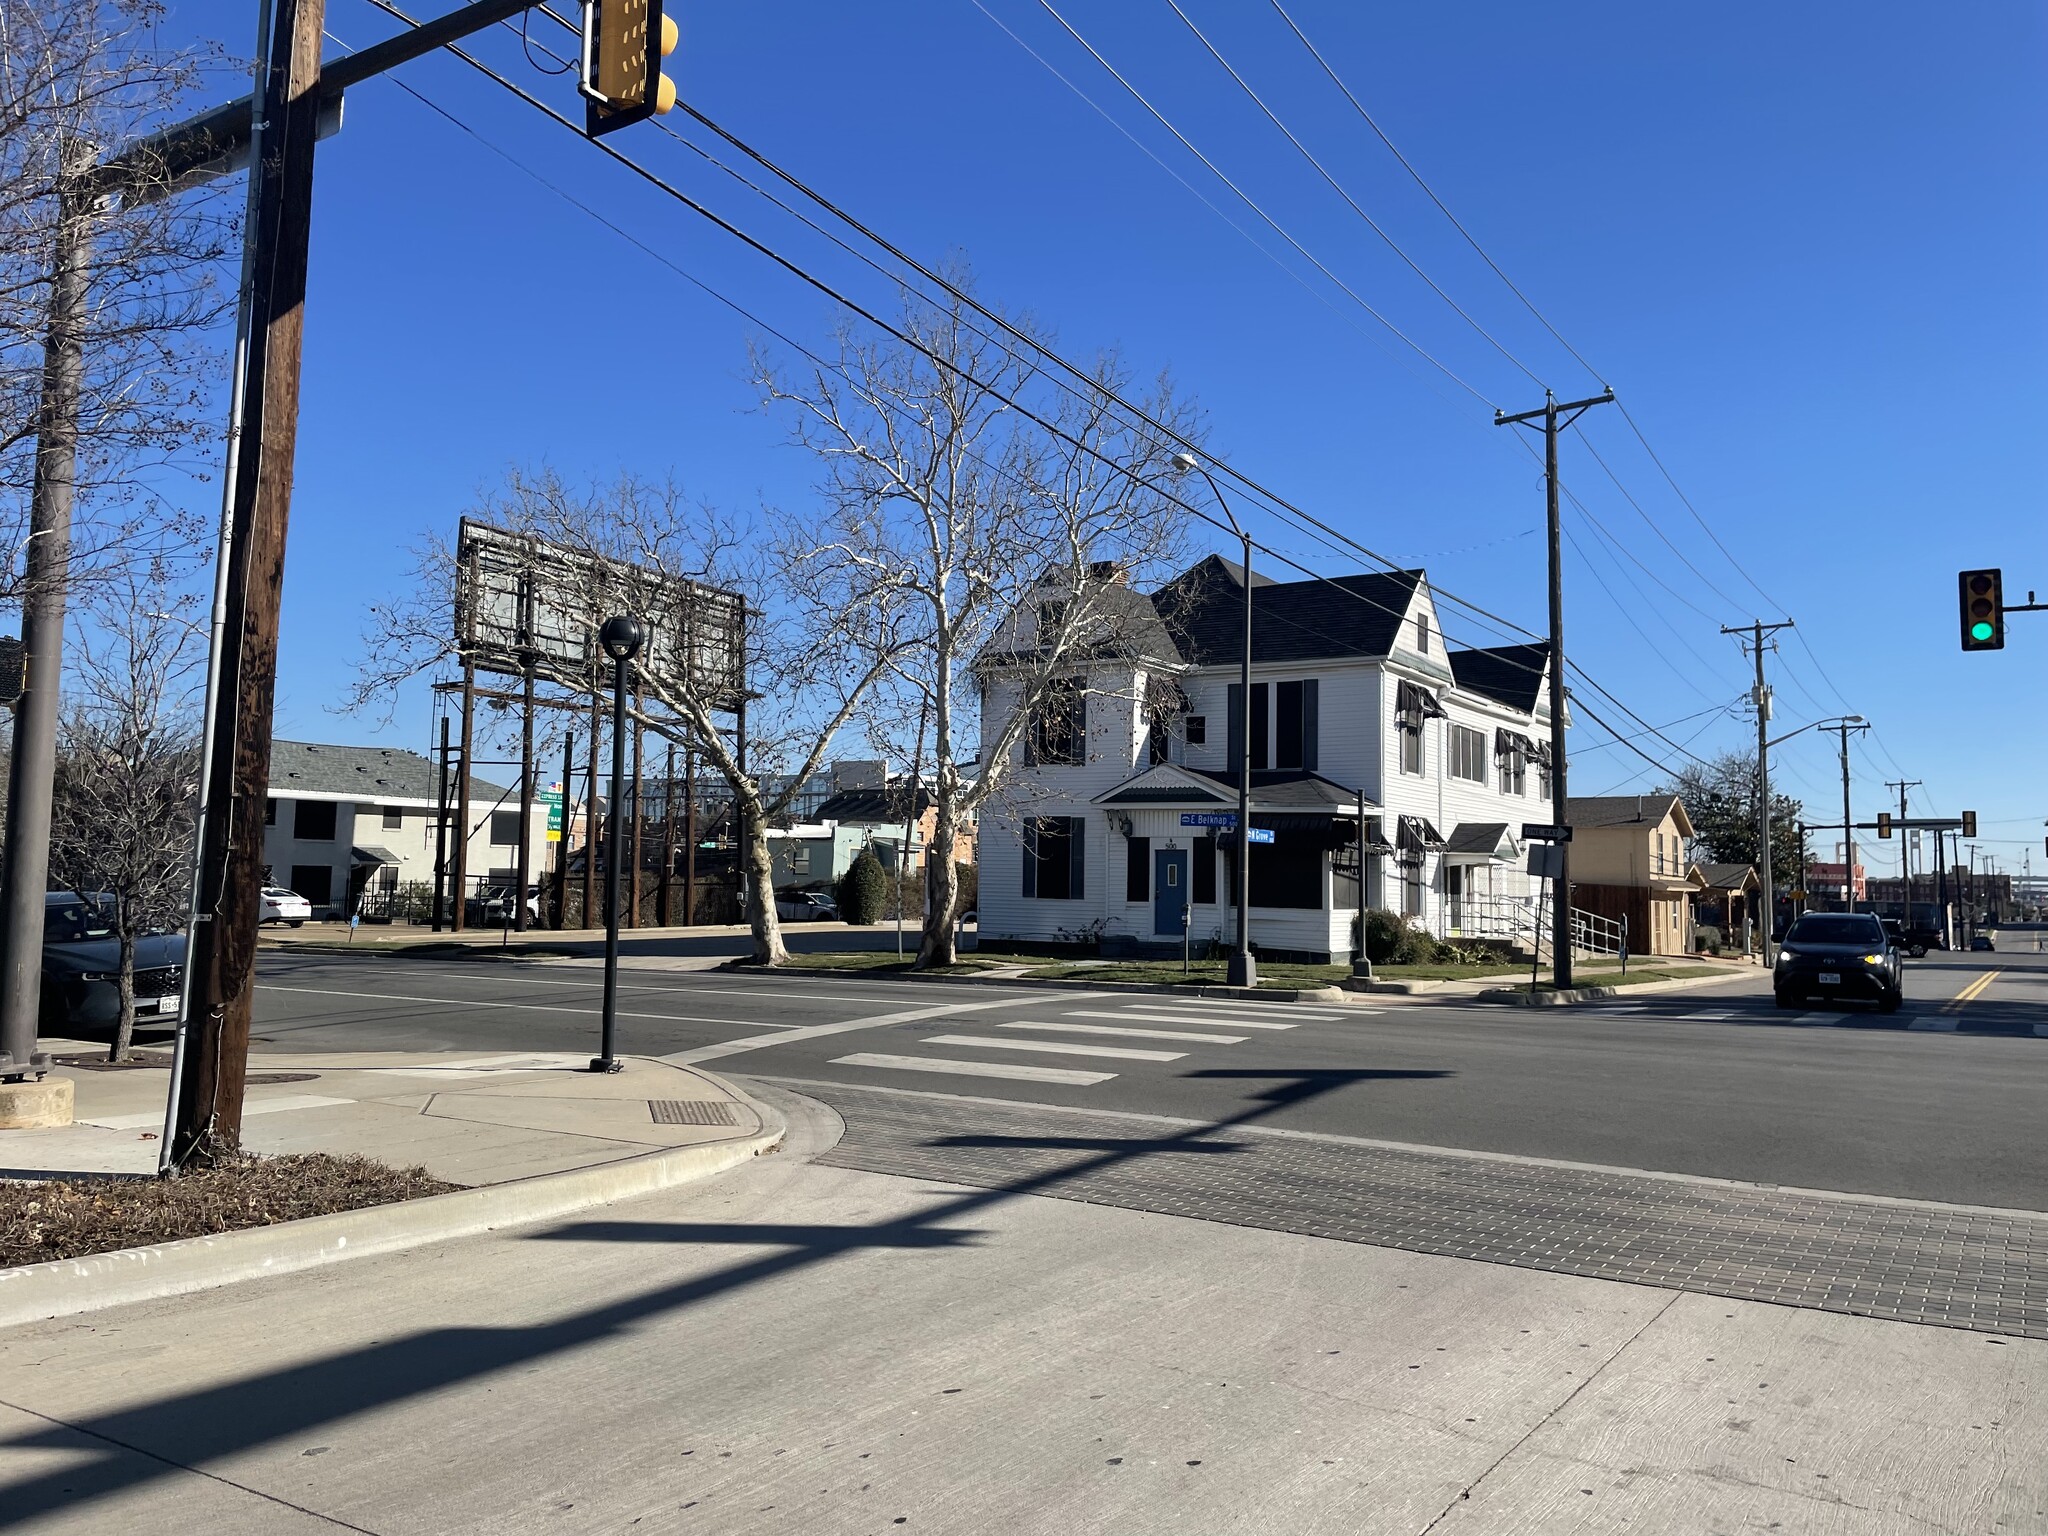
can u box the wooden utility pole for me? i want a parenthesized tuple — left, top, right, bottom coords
(0, 140, 93, 1083)
(1723, 619, 1795, 959)
(169, 0, 328, 1166)
(1494, 388, 1613, 989)
(660, 741, 677, 925)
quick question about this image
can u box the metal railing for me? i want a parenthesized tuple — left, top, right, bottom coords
(1441, 892, 1627, 961)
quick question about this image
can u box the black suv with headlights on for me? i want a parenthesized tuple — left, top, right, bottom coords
(1774, 911, 1903, 1012)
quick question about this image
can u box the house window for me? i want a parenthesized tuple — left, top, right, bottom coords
(1248, 832, 1323, 910)
(1416, 613, 1431, 654)
(1274, 679, 1318, 771)
(1193, 841, 1215, 904)
(1126, 835, 1150, 902)
(490, 810, 522, 846)
(1400, 855, 1425, 917)
(382, 805, 404, 831)
(1449, 725, 1487, 783)
(790, 844, 811, 874)
(1026, 677, 1086, 767)
(1146, 717, 1170, 767)
(294, 800, 337, 841)
(289, 864, 332, 906)
(1536, 760, 1552, 801)
(1400, 722, 1423, 776)
(1038, 599, 1069, 641)
(1022, 816, 1084, 900)
(265, 797, 278, 826)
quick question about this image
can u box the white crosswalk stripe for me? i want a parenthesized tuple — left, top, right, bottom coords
(998, 1020, 1247, 1044)
(923, 1033, 1185, 1062)
(1907, 1016, 1957, 1032)
(1066, 1009, 1295, 1031)
(1156, 999, 1344, 1017)
(830, 1052, 1116, 1086)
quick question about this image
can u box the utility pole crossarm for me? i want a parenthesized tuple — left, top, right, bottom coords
(1720, 620, 1795, 960)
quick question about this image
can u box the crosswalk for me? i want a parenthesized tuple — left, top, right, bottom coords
(827, 997, 1371, 1089)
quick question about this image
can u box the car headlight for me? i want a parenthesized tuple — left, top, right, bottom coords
(1860, 954, 1884, 965)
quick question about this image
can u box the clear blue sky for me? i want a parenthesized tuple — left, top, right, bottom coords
(159, 0, 2047, 877)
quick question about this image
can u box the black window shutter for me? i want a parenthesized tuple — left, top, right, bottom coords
(1276, 680, 1303, 769)
(1226, 683, 1243, 774)
(1068, 816, 1085, 899)
(1193, 840, 1216, 903)
(1127, 835, 1150, 902)
(1302, 680, 1319, 771)
(1022, 820, 1038, 898)
(1249, 683, 1270, 771)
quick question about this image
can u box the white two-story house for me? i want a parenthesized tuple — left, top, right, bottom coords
(978, 555, 1559, 962)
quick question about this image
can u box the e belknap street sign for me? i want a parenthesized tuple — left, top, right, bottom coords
(1179, 812, 1273, 844)
(1521, 822, 1572, 843)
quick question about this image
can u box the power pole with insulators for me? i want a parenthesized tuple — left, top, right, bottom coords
(1834, 718, 1871, 914)
(1886, 778, 1921, 916)
(1495, 388, 1614, 988)
(1723, 619, 1794, 960)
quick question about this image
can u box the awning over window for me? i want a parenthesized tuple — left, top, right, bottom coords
(350, 845, 401, 866)
(1494, 728, 1538, 759)
(1441, 821, 1517, 864)
(1395, 680, 1446, 722)
(1396, 815, 1444, 853)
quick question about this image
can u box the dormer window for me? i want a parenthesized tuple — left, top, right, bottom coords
(1416, 613, 1432, 654)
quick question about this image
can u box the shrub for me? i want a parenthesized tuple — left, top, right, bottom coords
(1361, 908, 1407, 963)
(835, 847, 888, 925)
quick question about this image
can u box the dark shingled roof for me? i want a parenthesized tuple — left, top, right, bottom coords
(1152, 556, 1424, 667)
(1570, 794, 1684, 830)
(269, 739, 506, 802)
(1449, 642, 1550, 714)
(815, 784, 932, 824)
(1696, 862, 1759, 891)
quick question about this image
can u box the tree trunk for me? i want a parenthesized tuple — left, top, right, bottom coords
(111, 929, 136, 1063)
(737, 796, 787, 964)
(918, 798, 961, 968)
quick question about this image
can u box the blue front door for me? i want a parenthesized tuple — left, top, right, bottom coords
(1154, 848, 1189, 936)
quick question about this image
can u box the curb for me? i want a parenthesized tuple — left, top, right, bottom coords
(756, 964, 1355, 1006)
(1474, 971, 1769, 1006)
(0, 1080, 785, 1332)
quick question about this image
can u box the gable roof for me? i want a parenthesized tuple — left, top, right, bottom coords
(1151, 556, 1424, 668)
(1695, 862, 1760, 892)
(1570, 794, 1694, 838)
(269, 739, 507, 803)
(814, 784, 933, 824)
(1449, 642, 1550, 714)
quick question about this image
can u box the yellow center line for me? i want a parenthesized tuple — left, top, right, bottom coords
(1940, 970, 2001, 1013)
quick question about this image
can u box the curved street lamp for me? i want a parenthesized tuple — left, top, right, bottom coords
(593, 615, 646, 1072)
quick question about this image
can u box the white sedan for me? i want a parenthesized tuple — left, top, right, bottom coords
(259, 886, 312, 927)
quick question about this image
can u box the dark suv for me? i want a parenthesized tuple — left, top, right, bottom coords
(1774, 911, 1902, 1012)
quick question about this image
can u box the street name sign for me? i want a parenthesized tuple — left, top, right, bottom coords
(1180, 812, 1236, 828)
(1521, 822, 1572, 843)
(1246, 828, 1275, 844)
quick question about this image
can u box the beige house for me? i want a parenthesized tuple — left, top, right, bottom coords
(1567, 794, 1701, 956)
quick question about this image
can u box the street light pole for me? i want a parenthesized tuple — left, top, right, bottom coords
(1171, 453, 1256, 989)
(593, 615, 645, 1073)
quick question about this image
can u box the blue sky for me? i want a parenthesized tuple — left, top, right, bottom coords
(155, 0, 2046, 877)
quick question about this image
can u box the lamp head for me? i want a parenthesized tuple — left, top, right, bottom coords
(1169, 451, 1200, 476)
(599, 614, 646, 662)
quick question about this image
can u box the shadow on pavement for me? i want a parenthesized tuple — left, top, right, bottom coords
(0, 1065, 1445, 1528)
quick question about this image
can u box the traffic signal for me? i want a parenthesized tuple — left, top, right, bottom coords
(579, 0, 678, 137)
(1877, 812, 1892, 839)
(1958, 569, 2003, 651)
(1962, 810, 1978, 838)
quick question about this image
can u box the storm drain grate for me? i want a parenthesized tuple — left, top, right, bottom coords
(649, 1099, 739, 1126)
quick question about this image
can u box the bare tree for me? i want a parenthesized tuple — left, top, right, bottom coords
(49, 575, 201, 1059)
(353, 468, 907, 964)
(756, 281, 1199, 967)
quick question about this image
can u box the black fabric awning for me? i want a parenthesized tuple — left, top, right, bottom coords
(1396, 815, 1444, 853)
(1494, 728, 1538, 759)
(1395, 680, 1445, 722)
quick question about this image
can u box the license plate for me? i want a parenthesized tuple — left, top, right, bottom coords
(1818, 973, 1840, 985)
(154, 995, 180, 1013)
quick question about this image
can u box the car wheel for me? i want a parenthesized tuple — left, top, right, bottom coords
(1909, 944, 1926, 958)
(1774, 990, 1800, 1009)
(288, 920, 304, 928)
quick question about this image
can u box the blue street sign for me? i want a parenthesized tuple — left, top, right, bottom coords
(1180, 812, 1236, 828)
(1246, 828, 1275, 844)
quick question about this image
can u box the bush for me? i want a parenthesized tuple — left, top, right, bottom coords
(835, 847, 888, 925)
(1360, 908, 1407, 963)
(1693, 924, 1724, 955)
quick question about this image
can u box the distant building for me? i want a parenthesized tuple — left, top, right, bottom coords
(1565, 795, 1702, 956)
(1803, 861, 1868, 903)
(264, 739, 547, 920)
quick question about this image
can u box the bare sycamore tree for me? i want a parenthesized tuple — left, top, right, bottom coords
(0, 0, 230, 590)
(353, 468, 907, 964)
(756, 282, 1199, 968)
(49, 576, 202, 1060)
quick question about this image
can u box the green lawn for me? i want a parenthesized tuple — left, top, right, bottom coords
(1023, 959, 1352, 990)
(1493, 965, 1730, 993)
(775, 951, 1008, 975)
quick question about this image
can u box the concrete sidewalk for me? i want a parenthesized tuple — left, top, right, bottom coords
(2, 1041, 769, 1187)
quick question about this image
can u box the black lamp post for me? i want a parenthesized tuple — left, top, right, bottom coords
(593, 614, 645, 1073)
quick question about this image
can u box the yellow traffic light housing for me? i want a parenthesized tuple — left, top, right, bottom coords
(1958, 568, 2003, 651)
(579, 0, 678, 137)
(1962, 811, 1978, 838)
(1877, 812, 1892, 839)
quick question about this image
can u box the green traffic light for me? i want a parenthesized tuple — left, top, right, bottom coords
(1971, 621, 1996, 642)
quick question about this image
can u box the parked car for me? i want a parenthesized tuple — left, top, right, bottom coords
(40, 892, 186, 1033)
(1773, 911, 1903, 1013)
(775, 890, 838, 922)
(467, 885, 541, 925)
(259, 886, 312, 927)
(1970, 932, 1996, 952)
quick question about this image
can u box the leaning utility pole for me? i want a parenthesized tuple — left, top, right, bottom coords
(0, 141, 95, 1083)
(168, 0, 327, 1166)
(1723, 619, 1794, 960)
(1834, 718, 1871, 913)
(1495, 388, 1613, 988)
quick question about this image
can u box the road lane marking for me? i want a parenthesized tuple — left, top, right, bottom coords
(829, 1052, 1115, 1086)
(923, 1033, 1185, 1062)
(1908, 1017, 1959, 1032)
(997, 1020, 1246, 1044)
(1677, 1011, 1737, 1020)
(1066, 1009, 1295, 1031)
(1146, 1000, 1341, 1017)
(256, 983, 764, 1030)
(82, 1095, 352, 1131)
(1940, 970, 2001, 1013)
(666, 996, 1035, 1066)
(2034, 1024, 2048, 1038)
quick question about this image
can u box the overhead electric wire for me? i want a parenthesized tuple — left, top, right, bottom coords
(1263, 0, 1606, 388)
(1558, 520, 1722, 701)
(1159, 0, 1547, 389)
(1571, 424, 1755, 617)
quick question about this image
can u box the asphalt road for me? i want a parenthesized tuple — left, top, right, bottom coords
(223, 943, 2048, 1211)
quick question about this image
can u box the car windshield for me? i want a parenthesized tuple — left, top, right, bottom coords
(1786, 915, 1884, 946)
(46, 899, 115, 943)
